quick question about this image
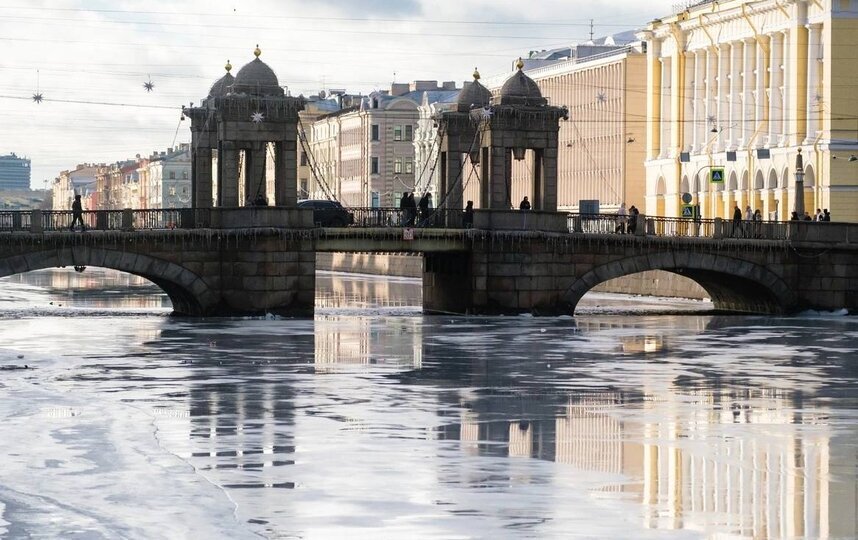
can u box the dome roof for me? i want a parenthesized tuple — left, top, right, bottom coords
(229, 47, 284, 96)
(456, 68, 492, 111)
(207, 60, 235, 98)
(497, 59, 546, 106)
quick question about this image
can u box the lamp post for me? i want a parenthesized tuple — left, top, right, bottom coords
(793, 148, 805, 218)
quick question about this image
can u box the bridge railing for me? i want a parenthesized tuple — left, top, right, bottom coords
(0, 210, 33, 231)
(42, 210, 125, 231)
(348, 207, 463, 229)
(566, 213, 795, 240)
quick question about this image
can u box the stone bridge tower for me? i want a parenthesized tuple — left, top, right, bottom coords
(437, 61, 568, 212)
(184, 47, 304, 208)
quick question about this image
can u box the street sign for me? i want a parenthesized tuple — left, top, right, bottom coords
(681, 192, 693, 204)
(403, 228, 414, 240)
(681, 204, 695, 218)
(709, 167, 725, 183)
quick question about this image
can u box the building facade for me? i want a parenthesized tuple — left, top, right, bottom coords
(639, 0, 858, 221)
(481, 42, 648, 212)
(0, 153, 31, 191)
(306, 81, 459, 207)
(146, 144, 192, 209)
(52, 164, 100, 210)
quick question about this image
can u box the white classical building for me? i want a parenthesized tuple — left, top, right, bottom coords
(638, 0, 858, 221)
(146, 144, 192, 209)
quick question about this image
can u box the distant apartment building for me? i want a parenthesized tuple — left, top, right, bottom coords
(0, 153, 31, 190)
(52, 164, 100, 210)
(307, 81, 460, 207)
(639, 0, 858, 221)
(414, 90, 460, 203)
(146, 144, 191, 209)
(480, 34, 647, 212)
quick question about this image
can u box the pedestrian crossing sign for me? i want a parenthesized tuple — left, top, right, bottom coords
(681, 204, 694, 218)
(710, 167, 725, 183)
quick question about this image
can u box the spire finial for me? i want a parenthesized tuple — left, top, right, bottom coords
(225, 59, 232, 73)
(473, 67, 480, 80)
(254, 44, 261, 58)
(515, 57, 524, 70)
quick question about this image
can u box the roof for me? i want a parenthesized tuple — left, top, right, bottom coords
(230, 57, 283, 97)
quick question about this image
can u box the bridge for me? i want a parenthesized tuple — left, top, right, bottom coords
(0, 207, 854, 316)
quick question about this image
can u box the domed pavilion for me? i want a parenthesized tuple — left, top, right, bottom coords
(436, 60, 567, 215)
(184, 46, 304, 209)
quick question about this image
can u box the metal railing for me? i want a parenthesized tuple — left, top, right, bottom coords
(0, 207, 820, 242)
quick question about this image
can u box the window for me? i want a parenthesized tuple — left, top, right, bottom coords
(169, 171, 176, 180)
(371, 157, 379, 174)
(182, 170, 188, 179)
(394, 125, 402, 141)
(300, 179, 308, 198)
(300, 153, 308, 166)
(394, 158, 402, 174)
(371, 124, 379, 141)
(405, 158, 413, 174)
(405, 125, 413, 141)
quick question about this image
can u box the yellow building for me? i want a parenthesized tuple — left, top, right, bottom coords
(483, 42, 648, 212)
(639, 0, 858, 221)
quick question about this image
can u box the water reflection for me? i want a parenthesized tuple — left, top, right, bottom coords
(0, 269, 855, 538)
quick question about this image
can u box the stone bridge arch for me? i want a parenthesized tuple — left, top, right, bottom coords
(565, 251, 795, 314)
(0, 247, 218, 315)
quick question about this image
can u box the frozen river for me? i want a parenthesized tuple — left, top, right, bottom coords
(0, 268, 855, 539)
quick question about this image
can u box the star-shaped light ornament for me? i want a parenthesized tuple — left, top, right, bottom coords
(143, 79, 155, 92)
(480, 107, 493, 120)
(32, 93, 44, 104)
(596, 90, 607, 103)
(251, 112, 265, 123)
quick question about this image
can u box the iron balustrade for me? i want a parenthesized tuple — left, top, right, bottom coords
(0, 208, 811, 240)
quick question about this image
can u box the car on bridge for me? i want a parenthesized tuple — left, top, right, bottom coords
(297, 199, 354, 227)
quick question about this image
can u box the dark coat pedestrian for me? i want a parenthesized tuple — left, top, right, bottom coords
(823, 209, 831, 221)
(519, 196, 531, 211)
(627, 205, 639, 234)
(406, 192, 418, 226)
(418, 192, 431, 221)
(463, 200, 474, 228)
(70, 195, 85, 231)
(732, 205, 742, 237)
(399, 192, 409, 226)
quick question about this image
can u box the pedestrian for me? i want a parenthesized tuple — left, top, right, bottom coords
(732, 204, 742, 237)
(744, 205, 753, 221)
(70, 194, 85, 231)
(254, 193, 267, 206)
(790, 211, 800, 221)
(519, 196, 531, 211)
(823, 208, 831, 221)
(814, 208, 823, 221)
(463, 200, 474, 228)
(399, 192, 409, 226)
(418, 192, 431, 223)
(406, 192, 418, 226)
(753, 208, 762, 238)
(627, 205, 639, 234)
(803, 212, 813, 221)
(615, 203, 628, 234)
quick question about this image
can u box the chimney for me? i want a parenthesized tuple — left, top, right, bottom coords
(442, 81, 457, 90)
(410, 80, 438, 92)
(390, 83, 409, 97)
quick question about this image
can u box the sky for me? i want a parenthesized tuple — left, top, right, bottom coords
(0, 0, 678, 188)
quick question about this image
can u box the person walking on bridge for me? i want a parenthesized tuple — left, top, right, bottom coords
(70, 195, 85, 232)
(519, 196, 531, 211)
(732, 204, 742, 237)
(615, 203, 628, 234)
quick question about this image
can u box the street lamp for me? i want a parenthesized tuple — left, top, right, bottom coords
(793, 148, 805, 218)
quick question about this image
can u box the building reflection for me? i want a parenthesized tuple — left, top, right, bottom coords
(314, 315, 423, 371)
(441, 387, 855, 539)
(315, 271, 421, 309)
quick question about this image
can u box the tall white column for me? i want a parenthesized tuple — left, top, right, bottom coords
(685, 51, 695, 152)
(706, 48, 716, 149)
(781, 30, 790, 146)
(754, 36, 768, 147)
(660, 57, 671, 158)
(693, 51, 703, 152)
(805, 23, 822, 142)
(741, 39, 754, 148)
(717, 44, 729, 151)
(768, 33, 783, 147)
(729, 42, 741, 148)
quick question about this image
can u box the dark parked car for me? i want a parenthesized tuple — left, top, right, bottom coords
(297, 199, 354, 227)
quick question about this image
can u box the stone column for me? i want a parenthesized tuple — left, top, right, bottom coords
(741, 39, 755, 148)
(728, 41, 740, 148)
(716, 44, 729, 151)
(219, 141, 240, 207)
(541, 147, 558, 212)
(781, 30, 790, 145)
(692, 51, 703, 152)
(755, 36, 768, 146)
(645, 37, 662, 161)
(805, 23, 821, 142)
(705, 47, 716, 147)
(274, 139, 298, 207)
(245, 145, 267, 204)
(193, 146, 213, 208)
(768, 33, 782, 146)
(660, 57, 671, 157)
(479, 146, 490, 208)
(445, 150, 463, 213)
(488, 146, 511, 209)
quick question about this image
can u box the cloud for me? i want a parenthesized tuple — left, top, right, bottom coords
(311, 0, 422, 16)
